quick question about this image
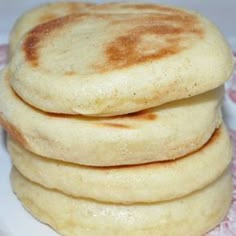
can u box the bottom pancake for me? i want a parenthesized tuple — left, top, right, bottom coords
(11, 168, 232, 236)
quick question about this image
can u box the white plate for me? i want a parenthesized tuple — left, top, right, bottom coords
(0, 128, 58, 236)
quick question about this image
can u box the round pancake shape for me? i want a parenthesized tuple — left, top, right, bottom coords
(9, 2, 93, 56)
(10, 2, 183, 57)
(9, 3, 233, 116)
(8, 125, 232, 203)
(0, 70, 223, 166)
(11, 168, 232, 236)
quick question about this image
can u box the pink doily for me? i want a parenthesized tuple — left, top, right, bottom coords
(208, 53, 236, 235)
(0, 46, 235, 235)
(208, 130, 236, 236)
(228, 53, 236, 103)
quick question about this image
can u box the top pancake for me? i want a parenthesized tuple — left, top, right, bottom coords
(9, 3, 233, 116)
(9, 2, 92, 56)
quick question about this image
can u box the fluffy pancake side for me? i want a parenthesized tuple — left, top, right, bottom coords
(0, 69, 224, 165)
(9, 125, 232, 203)
(9, 3, 233, 116)
(11, 168, 232, 236)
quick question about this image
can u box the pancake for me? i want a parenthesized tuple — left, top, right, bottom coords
(8, 124, 232, 203)
(8, 3, 233, 116)
(0, 69, 223, 166)
(9, 2, 93, 56)
(10, 1, 180, 56)
(11, 168, 232, 236)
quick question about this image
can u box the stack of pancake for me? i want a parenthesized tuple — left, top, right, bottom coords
(0, 2, 234, 235)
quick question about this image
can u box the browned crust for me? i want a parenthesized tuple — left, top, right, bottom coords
(65, 2, 94, 12)
(23, 14, 81, 66)
(91, 3, 184, 13)
(39, 13, 57, 23)
(99, 122, 131, 129)
(121, 110, 157, 121)
(38, 2, 93, 23)
(0, 113, 27, 146)
(97, 109, 157, 129)
(22, 5, 204, 70)
(100, 14, 203, 71)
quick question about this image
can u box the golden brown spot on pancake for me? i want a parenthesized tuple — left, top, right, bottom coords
(100, 122, 131, 129)
(23, 5, 204, 71)
(44, 112, 75, 119)
(39, 13, 57, 23)
(23, 34, 40, 66)
(67, 2, 81, 12)
(94, 3, 182, 14)
(190, 28, 205, 37)
(0, 113, 27, 146)
(64, 71, 76, 76)
(23, 15, 82, 66)
(104, 26, 182, 70)
(97, 11, 203, 71)
(39, 2, 92, 23)
(91, 3, 117, 10)
(121, 110, 157, 121)
(203, 127, 220, 147)
(66, 2, 92, 12)
(123, 4, 184, 13)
